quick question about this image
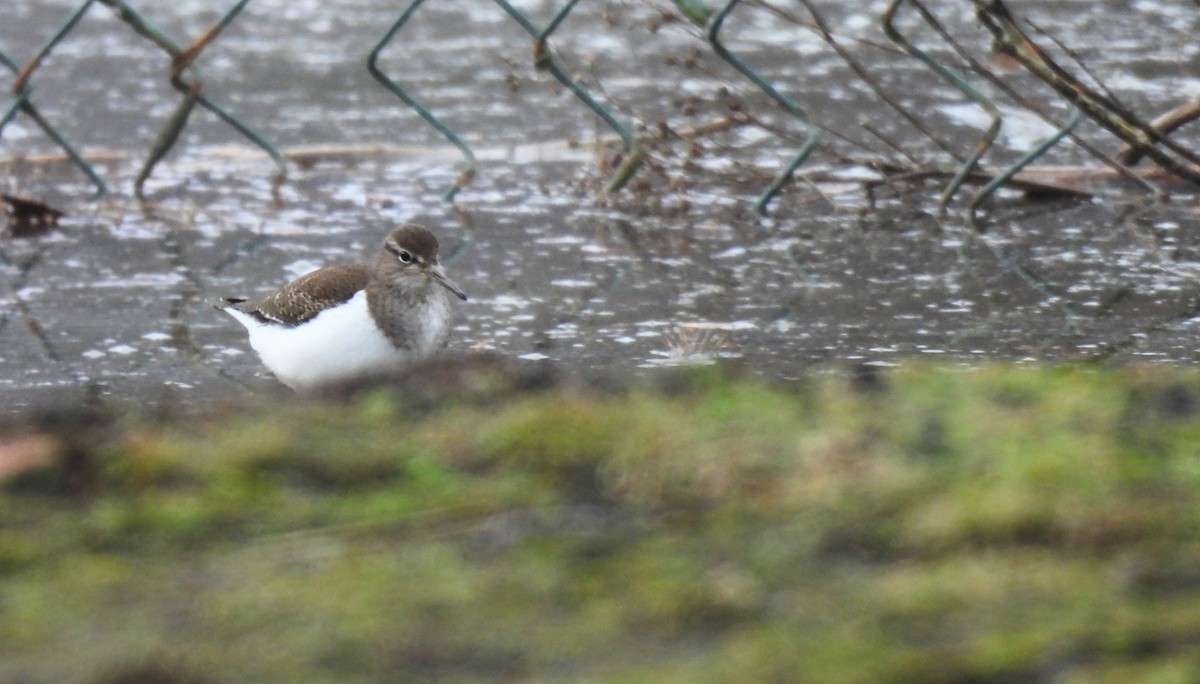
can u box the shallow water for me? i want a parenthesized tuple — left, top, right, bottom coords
(3, 0, 1200, 414)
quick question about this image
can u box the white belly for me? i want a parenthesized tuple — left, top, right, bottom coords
(224, 291, 414, 390)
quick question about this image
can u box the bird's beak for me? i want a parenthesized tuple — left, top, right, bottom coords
(426, 263, 468, 301)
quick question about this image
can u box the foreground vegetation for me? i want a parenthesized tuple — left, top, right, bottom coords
(4, 362, 1200, 683)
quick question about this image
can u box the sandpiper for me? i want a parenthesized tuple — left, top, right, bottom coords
(216, 224, 467, 391)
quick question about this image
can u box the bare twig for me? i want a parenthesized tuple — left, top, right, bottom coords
(975, 0, 1200, 187)
(1117, 101, 1200, 166)
(931, 7, 1162, 196)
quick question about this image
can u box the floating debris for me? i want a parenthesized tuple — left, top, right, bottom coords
(1, 193, 64, 238)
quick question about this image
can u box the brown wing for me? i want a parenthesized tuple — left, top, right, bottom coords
(245, 264, 372, 327)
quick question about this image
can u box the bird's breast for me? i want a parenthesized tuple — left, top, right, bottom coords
(368, 283, 453, 353)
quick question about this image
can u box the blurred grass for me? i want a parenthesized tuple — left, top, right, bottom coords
(5, 363, 1200, 682)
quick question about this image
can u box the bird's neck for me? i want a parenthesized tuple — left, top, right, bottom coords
(366, 276, 447, 348)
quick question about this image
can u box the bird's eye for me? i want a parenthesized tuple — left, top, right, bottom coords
(398, 250, 413, 263)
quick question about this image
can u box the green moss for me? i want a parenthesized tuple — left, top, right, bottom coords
(6, 364, 1200, 681)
